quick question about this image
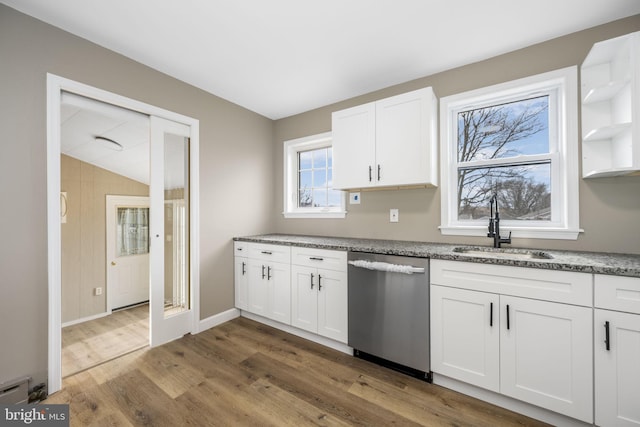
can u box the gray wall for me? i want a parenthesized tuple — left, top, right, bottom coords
(274, 15, 640, 255)
(0, 5, 274, 388)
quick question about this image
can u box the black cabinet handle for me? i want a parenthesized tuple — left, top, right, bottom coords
(261, 251, 272, 255)
(604, 321, 610, 351)
(377, 164, 381, 181)
(309, 257, 324, 261)
(261, 265, 266, 279)
(267, 266, 272, 280)
(490, 302, 493, 327)
(310, 273, 315, 289)
(242, 261, 246, 275)
(506, 304, 510, 330)
(318, 274, 322, 291)
(369, 165, 372, 182)
(237, 247, 243, 251)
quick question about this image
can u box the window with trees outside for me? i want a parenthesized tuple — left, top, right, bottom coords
(283, 132, 346, 218)
(440, 67, 581, 239)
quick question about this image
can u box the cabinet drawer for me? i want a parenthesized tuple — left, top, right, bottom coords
(291, 247, 347, 271)
(431, 260, 592, 306)
(248, 243, 291, 264)
(595, 275, 640, 314)
(234, 241, 249, 256)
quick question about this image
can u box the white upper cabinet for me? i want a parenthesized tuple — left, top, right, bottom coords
(581, 31, 640, 178)
(332, 87, 438, 189)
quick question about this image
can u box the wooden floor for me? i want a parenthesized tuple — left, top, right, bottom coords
(62, 304, 149, 377)
(47, 317, 549, 426)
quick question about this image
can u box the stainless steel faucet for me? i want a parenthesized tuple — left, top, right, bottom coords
(487, 194, 511, 248)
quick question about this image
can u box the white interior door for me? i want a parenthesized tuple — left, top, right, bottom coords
(106, 196, 150, 310)
(150, 116, 193, 347)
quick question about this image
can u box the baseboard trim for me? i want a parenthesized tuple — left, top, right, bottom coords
(432, 374, 592, 427)
(240, 311, 352, 355)
(197, 308, 240, 333)
(62, 310, 111, 328)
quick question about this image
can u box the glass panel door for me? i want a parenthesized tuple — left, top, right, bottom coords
(150, 116, 192, 347)
(163, 133, 189, 316)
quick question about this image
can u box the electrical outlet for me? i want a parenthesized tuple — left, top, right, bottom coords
(349, 192, 361, 205)
(390, 209, 399, 223)
(95, 287, 103, 296)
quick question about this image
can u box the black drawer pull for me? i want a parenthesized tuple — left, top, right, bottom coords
(506, 304, 510, 330)
(237, 247, 243, 251)
(604, 321, 610, 351)
(309, 257, 324, 261)
(261, 251, 272, 255)
(490, 302, 493, 327)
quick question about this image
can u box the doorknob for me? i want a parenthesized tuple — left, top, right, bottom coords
(111, 261, 116, 266)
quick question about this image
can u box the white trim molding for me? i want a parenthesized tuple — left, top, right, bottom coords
(283, 132, 347, 219)
(47, 73, 201, 394)
(198, 308, 240, 333)
(439, 67, 582, 240)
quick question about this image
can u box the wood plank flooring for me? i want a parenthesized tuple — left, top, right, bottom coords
(62, 304, 149, 377)
(47, 317, 549, 426)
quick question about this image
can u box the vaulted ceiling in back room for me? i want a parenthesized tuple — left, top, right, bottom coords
(3, 0, 640, 119)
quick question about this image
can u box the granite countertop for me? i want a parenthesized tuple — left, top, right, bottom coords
(234, 233, 640, 278)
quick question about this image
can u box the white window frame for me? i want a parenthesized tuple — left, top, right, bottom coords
(439, 66, 582, 240)
(283, 132, 346, 219)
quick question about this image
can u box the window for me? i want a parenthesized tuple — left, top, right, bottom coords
(440, 67, 582, 239)
(284, 132, 346, 218)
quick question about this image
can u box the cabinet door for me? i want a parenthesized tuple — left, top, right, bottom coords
(500, 296, 593, 423)
(595, 309, 640, 427)
(291, 265, 318, 334)
(430, 285, 500, 391)
(247, 260, 268, 316)
(266, 261, 291, 325)
(332, 102, 376, 189)
(317, 268, 348, 343)
(234, 256, 249, 310)
(375, 87, 437, 187)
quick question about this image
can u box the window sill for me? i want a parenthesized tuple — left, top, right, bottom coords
(283, 211, 347, 219)
(439, 225, 583, 240)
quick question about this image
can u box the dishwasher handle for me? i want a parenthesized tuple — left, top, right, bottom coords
(348, 259, 425, 274)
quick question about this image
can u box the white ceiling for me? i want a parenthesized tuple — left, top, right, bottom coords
(4, 0, 640, 120)
(61, 93, 186, 189)
(61, 93, 151, 184)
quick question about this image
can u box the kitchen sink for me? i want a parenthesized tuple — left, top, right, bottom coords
(452, 246, 554, 260)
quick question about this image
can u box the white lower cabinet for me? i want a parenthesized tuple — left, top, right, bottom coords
(245, 244, 291, 324)
(233, 242, 249, 310)
(499, 295, 592, 422)
(431, 260, 593, 423)
(594, 274, 640, 426)
(234, 242, 348, 344)
(291, 247, 348, 343)
(431, 285, 500, 391)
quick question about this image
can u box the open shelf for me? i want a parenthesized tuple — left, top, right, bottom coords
(583, 123, 632, 142)
(581, 32, 639, 179)
(582, 79, 630, 104)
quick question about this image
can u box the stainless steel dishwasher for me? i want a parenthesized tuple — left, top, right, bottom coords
(348, 251, 431, 381)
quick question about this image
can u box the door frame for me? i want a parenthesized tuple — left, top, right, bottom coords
(106, 195, 150, 312)
(46, 74, 200, 394)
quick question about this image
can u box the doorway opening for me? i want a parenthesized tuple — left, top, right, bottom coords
(47, 74, 200, 394)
